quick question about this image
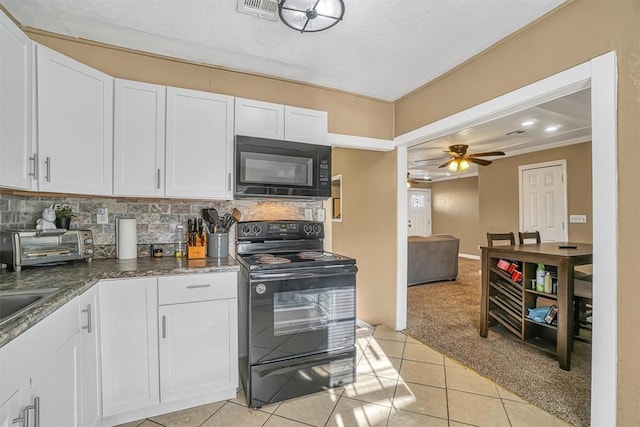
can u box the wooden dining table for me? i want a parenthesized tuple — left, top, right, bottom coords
(480, 242, 593, 370)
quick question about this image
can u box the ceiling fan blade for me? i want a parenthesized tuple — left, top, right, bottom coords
(443, 151, 462, 157)
(468, 157, 492, 166)
(468, 151, 505, 158)
(438, 159, 455, 169)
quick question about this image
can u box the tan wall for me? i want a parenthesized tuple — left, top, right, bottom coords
(395, 1, 640, 422)
(430, 177, 482, 256)
(25, 30, 394, 140)
(332, 148, 397, 327)
(480, 143, 592, 248)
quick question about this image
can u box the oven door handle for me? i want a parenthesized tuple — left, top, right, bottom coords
(251, 266, 357, 281)
(257, 351, 354, 377)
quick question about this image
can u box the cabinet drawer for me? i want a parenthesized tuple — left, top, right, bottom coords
(158, 272, 236, 305)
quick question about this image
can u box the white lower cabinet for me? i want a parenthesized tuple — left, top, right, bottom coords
(100, 271, 238, 424)
(0, 292, 96, 427)
(30, 333, 81, 427)
(79, 286, 101, 427)
(158, 273, 238, 403)
(99, 277, 159, 417)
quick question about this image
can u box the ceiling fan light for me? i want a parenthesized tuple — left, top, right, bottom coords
(448, 159, 460, 172)
(459, 159, 470, 171)
(279, 0, 345, 33)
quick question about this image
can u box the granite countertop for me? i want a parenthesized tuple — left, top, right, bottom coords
(0, 256, 240, 348)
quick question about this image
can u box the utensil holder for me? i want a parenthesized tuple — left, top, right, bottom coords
(208, 233, 228, 258)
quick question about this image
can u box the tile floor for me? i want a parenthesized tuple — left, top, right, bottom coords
(119, 325, 570, 427)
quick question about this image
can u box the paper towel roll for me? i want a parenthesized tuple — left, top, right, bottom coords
(116, 218, 137, 259)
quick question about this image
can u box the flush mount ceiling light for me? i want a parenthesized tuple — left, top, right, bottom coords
(279, 0, 345, 33)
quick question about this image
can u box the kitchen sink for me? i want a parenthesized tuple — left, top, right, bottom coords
(0, 288, 59, 326)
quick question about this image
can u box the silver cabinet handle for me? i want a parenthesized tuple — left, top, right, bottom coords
(44, 157, 51, 182)
(81, 304, 92, 333)
(157, 168, 161, 189)
(162, 315, 167, 339)
(186, 284, 211, 289)
(29, 154, 38, 179)
(228, 172, 231, 191)
(11, 408, 25, 426)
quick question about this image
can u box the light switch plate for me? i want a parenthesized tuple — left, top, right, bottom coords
(569, 214, 587, 223)
(97, 207, 109, 224)
(304, 208, 313, 221)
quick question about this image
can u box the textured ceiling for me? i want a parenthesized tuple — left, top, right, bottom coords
(0, 0, 565, 101)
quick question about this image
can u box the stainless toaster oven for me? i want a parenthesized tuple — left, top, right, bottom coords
(0, 229, 94, 271)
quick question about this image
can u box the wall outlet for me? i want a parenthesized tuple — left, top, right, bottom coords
(304, 208, 313, 221)
(569, 214, 587, 223)
(317, 208, 325, 222)
(97, 207, 109, 224)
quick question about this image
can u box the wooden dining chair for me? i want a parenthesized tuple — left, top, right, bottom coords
(486, 232, 515, 247)
(518, 231, 541, 244)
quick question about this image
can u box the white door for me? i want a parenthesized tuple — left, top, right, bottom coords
(31, 334, 81, 427)
(36, 44, 113, 195)
(408, 189, 432, 236)
(234, 97, 284, 139)
(158, 298, 237, 402)
(113, 79, 166, 197)
(284, 105, 328, 145)
(0, 11, 33, 190)
(99, 277, 159, 417)
(79, 286, 101, 427)
(165, 87, 233, 199)
(519, 161, 568, 242)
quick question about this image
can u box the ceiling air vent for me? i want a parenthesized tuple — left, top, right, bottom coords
(237, 0, 279, 21)
(505, 129, 527, 136)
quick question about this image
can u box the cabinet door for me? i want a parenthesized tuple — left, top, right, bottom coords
(79, 286, 101, 427)
(158, 298, 238, 402)
(0, 389, 26, 427)
(284, 105, 328, 145)
(165, 87, 233, 199)
(36, 44, 113, 195)
(0, 11, 33, 190)
(234, 97, 284, 140)
(30, 334, 81, 427)
(99, 277, 159, 417)
(114, 79, 166, 197)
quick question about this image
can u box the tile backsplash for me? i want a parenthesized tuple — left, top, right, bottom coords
(0, 193, 322, 258)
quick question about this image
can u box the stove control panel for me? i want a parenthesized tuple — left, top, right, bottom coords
(237, 221, 324, 240)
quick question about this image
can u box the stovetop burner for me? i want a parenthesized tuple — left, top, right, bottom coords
(256, 256, 291, 265)
(236, 220, 356, 271)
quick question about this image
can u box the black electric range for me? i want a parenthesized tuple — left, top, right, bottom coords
(236, 220, 358, 408)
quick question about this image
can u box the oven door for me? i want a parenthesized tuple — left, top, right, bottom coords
(249, 265, 356, 365)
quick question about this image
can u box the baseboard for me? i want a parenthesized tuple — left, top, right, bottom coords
(459, 253, 480, 260)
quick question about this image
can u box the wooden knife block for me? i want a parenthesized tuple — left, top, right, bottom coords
(187, 233, 207, 259)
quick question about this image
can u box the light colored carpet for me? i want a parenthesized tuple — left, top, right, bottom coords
(406, 257, 591, 427)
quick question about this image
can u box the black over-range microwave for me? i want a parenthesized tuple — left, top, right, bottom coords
(234, 135, 331, 199)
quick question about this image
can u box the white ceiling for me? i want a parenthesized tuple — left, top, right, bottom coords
(408, 88, 592, 182)
(0, 0, 565, 101)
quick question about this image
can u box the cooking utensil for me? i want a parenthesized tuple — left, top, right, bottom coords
(232, 208, 242, 224)
(220, 213, 232, 233)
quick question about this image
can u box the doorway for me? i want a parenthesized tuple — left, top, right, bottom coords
(395, 52, 617, 424)
(408, 188, 431, 236)
(519, 160, 568, 242)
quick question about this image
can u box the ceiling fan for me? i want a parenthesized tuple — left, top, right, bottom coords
(439, 144, 505, 171)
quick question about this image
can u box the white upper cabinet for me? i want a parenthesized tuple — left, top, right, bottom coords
(165, 87, 234, 199)
(114, 79, 166, 197)
(0, 11, 34, 190)
(234, 97, 284, 140)
(234, 97, 328, 145)
(284, 105, 328, 145)
(36, 44, 114, 195)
